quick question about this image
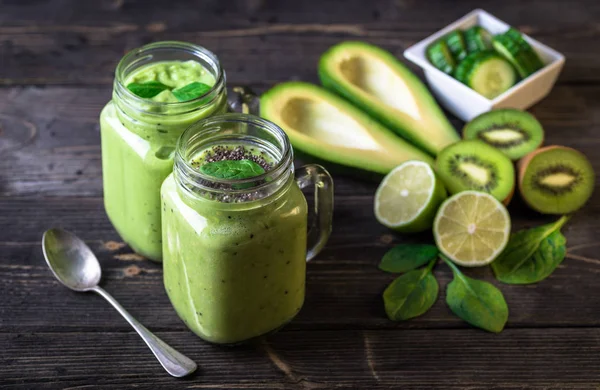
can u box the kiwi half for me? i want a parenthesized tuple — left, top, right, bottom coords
(463, 109, 544, 160)
(519, 145, 594, 214)
(436, 140, 515, 204)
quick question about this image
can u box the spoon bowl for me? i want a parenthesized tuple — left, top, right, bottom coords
(41, 228, 197, 377)
(42, 228, 101, 291)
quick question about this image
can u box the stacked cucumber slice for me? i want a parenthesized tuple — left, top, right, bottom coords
(427, 26, 544, 99)
(492, 29, 544, 78)
(455, 52, 517, 99)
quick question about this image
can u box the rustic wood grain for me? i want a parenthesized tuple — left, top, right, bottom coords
(1, 196, 600, 334)
(3, 0, 600, 388)
(3, 328, 600, 389)
(0, 0, 599, 86)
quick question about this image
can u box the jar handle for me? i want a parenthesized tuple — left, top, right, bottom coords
(227, 85, 261, 115)
(295, 165, 334, 262)
(228, 85, 334, 261)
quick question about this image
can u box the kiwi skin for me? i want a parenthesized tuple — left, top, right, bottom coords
(518, 145, 595, 214)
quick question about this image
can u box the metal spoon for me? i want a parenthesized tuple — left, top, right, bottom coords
(42, 228, 197, 378)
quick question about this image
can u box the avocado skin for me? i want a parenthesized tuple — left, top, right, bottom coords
(318, 41, 459, 156)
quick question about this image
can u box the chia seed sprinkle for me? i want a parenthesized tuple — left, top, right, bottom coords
(196, 145, 273, 171)
(188, 145, 276, 203)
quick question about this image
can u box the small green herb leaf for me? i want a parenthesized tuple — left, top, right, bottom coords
(172, 82, 212, 102)
(491, 216, 569, 284)
(200, 159, 265, 180)
(379, 244, 439, 273)
(443, 256, 508, 333)
(126, 81, 170, 98)
(383, 260, 438, 321)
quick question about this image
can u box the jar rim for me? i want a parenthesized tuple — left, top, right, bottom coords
(114, 41, 225, 111)
(174, 113, 294, 198)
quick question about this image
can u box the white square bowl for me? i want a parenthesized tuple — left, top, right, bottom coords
(404, 9, 565, 121)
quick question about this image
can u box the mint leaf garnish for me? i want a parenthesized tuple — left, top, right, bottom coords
(126, 81, 170, 98)
(200, 159, 265, 180)
(172, 82, 212, 102)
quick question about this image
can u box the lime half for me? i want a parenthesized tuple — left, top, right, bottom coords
(434, 191, 511, 267)
(375, 161, 447, 233)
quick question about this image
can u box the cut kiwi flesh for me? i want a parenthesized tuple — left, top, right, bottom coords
(435, 140, 515, 203)
(463, 109, 544, 160)
(519, 146, 594, 214)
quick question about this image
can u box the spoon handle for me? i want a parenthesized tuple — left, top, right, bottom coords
(91, 286, 197, 377)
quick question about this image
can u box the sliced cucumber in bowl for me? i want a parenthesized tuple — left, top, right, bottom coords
(455, 51, 517, 100)
(492, 34, 542, 78)
(502, 28, 545, 70)
(445, 30, 467, 61)
(464, 26, 493, 53)
(426, 40, 456, 74)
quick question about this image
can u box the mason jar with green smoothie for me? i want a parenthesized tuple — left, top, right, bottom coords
(161, 113, 334, 344)
(100, 41, 228, 261)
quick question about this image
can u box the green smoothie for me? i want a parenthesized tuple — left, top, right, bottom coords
(101, 58, 227, 261)
(161, 145, 308, 344)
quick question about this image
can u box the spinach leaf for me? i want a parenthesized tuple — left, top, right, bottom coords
(126, 81, 170, 98)
(383, 259, 438, 321)
(379, 244, 439, 273)
(443, 256, 508, 333)
(200, 159, 265, 180)
(491, 216, 569, 284)
(172, 82, 212, 102)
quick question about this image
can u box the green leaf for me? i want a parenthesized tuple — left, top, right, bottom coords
(383, 260, 439, 321)
(172, 82, 212, 102)
(491, 216, 569, 284)
(444, 256, 508, 333)
(126, 81, 170, 98)
(199, 159, 265, 180)
(379, 244, 439, 273)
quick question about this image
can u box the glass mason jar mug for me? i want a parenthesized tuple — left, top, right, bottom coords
(100, 41, 228, 262)
(161, 114, 334, 344)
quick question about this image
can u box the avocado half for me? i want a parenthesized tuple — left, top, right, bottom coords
(260, 82, 433, 175)
(319, 41, 459, 155)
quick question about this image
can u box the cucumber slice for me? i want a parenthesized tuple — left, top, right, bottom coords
(502, 28, 544, 70)
(464, 26, 493, 53)
(492, 34, 540, 78)
(445, 31, 467, 61)
(455, 51, 517, 99)
(427, 40, 456, 74)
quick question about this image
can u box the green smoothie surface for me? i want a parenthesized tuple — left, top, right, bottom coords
(191, 145, 275, 172)
(188, 144, 277, 200)
(125, 60, 215, 103)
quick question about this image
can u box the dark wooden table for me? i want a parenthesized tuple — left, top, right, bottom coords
(2, 0, 600, 388)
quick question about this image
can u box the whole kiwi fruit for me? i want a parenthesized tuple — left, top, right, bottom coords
(518, 145, 594, 214)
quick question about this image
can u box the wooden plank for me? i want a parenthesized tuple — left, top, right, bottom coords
(1, 84, 599, 197)
(2, 328, 600, 388)
(1, 195, 599, 332)
(0, 0, 599, 85)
